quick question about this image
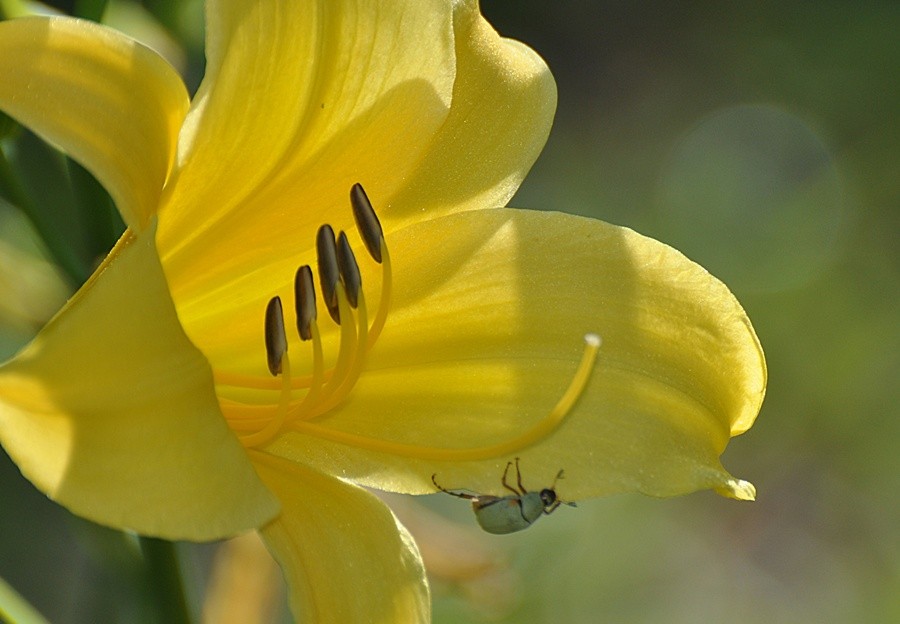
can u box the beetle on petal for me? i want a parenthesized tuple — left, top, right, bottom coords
(432, 457, 575, 534)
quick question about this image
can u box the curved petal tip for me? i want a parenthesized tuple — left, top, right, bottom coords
(716, 478, 757, 501)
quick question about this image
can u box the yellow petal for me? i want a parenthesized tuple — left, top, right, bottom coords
(268, 209, 766, 500)
(0, 17, 189, 230)
(157, 0, 456, 279)
(155, 0, 554, 341)
(251, 451, 429, 624)
(388, 0, 557, 226)
(0, 224, 279, 540)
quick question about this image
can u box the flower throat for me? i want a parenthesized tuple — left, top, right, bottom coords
(216, 184, 602, 458)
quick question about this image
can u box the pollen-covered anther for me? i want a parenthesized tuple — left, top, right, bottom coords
(294, 265, 316, 341)
(350, 183, 384, 264)
(216, 181, 394, 447)
(264, 296, 287, 376)
(316, 224, 341, 324)
(336, 231, 362, 308)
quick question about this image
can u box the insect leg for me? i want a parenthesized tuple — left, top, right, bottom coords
(501, 460, 521, 495)
(432, 474, 478, 500)
(515, 457, 527, 493)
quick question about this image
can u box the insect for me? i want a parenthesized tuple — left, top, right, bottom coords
(431, 457, 575, 534)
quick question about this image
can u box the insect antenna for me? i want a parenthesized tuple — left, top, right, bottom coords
(550, 469, 577, 507)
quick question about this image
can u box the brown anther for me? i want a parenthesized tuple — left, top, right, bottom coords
(336, 231, 361, 308)
(294, 265, 316, 341)
(350, 183, 384, 263)
(264, 296, 287, 376)
(316, 224, 341, 324)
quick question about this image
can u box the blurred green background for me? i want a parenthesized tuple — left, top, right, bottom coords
(1, 1, 898, 623)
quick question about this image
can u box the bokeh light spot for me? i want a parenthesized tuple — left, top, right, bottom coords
(656, 104, 845, 294)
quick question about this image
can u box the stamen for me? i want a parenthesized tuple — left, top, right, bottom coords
(240, 297, 295, 447)
(336, 231, 361, 309)
(238, 349, 293, 448)
(214, 367, 333, 392)
(284, 321, 326, 424)
(302, 287, 370, 419)
(316, 224, 341, 324)
(264, 296, 287, 376)
(294, 265, 316, 341)
(350, 183, 384, 263)
(227, 320, 328, 434)
(222, 183, 398, 443)
(320, 286, 358, 400)
(366, 241, 392, 350)
(289, 333, 603, 461)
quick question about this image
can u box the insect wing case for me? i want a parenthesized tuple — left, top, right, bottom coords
(473, 494, 544, 534)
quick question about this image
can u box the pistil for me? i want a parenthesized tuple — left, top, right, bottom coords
(286, 333, 603, 460)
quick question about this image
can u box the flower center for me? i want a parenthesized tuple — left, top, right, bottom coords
(216, 184, 603, 459)
(215, 183, 391, 448)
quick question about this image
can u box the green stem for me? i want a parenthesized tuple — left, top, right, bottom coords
(139, 537, 193, 624)
(0, 576, 50, 624)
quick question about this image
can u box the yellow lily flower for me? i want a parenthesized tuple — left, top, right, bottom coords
(0, 1, 766, 621)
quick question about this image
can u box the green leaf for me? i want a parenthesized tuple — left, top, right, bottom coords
(74, 0, 110, 22)
(1, 129, 93, 284)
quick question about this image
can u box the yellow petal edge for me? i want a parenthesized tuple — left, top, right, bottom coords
(0, 16, 189, 230)
(0, 223, 279, 540)
(269, 209, 766, 501)
(252, 451, 429, 624)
